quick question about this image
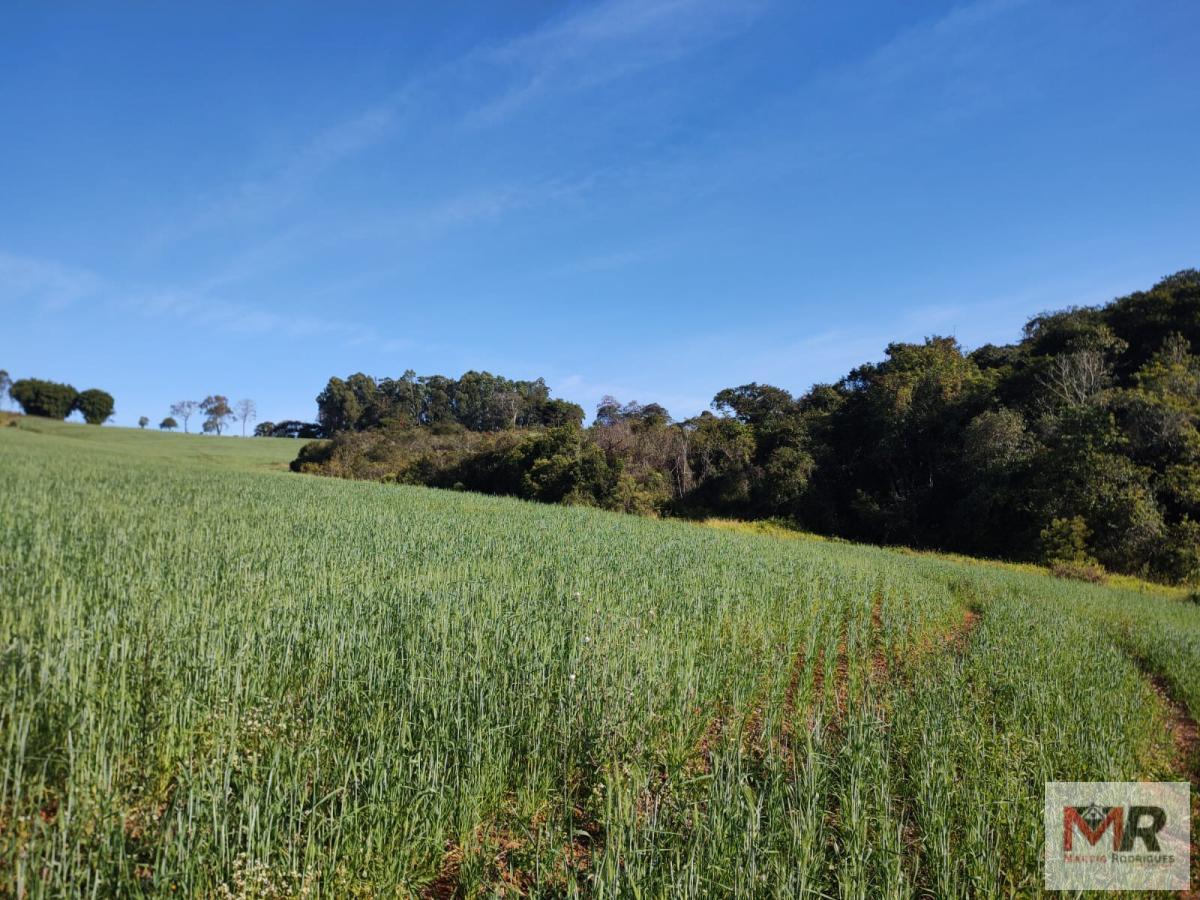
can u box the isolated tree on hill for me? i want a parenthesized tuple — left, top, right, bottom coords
(159, 416, 178, 431)
(74, 389, 115, 425)
(236, 398, 256, 437)
(200, 395, 234, 435)
(138, 416, 149, 429)
(10, 379, 78, 419)
(170, 400, 198, 433)
(0, 370, 11, 409)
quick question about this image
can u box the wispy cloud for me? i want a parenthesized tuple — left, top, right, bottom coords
(819, 0, 1037, 119)
(0, 245, 387, 350)
(547, 248, 652, 276)
(121, 289, 377, 344)
(0, 252, 102, 312)
(146, 0, 762, 256)
(466, 0, 764, 126)
(858, 0, 1032, 87)
(146, 100, 406, 253)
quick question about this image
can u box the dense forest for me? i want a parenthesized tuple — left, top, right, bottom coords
(295, 270, 1200, 584)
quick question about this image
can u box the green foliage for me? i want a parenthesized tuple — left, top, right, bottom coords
(199, 394, 234, 435)
(1040, 515, 1094, 565)
(74, 388, 115, 425)
(299, 270, 1200, 584)
(539, 397, 585, 428)
(257, 420, 323, 439)
(138, 416, 149, 429)
(9, 378, 79, 419)
(317, 369, 569, 434)
(159, 417, 178, 431)
(1155, 517, 1200, 585)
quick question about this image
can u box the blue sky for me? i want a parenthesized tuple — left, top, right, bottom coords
(2, 0, 1198, 428)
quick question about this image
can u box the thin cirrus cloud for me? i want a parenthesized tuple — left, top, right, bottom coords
(146, 0, 764, 253)
(0, 245, 386, 351)
(0, 251, 102, 313)
(120, 290, 377, 344)
(463, 0, 766, 126)
(15, 0, 1044, 370)
(126, 0, 1043, 369)
(142, 99, 408, 254)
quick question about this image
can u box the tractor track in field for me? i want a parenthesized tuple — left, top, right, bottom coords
(778, 646, 808, 765)
(886, 602, 982, 897)
(870, 591, 889, 685)
(425, 602, 984, 898)
(1138, 670, 1200, 899)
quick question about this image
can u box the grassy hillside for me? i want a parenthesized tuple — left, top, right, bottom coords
(1, 414, 300, 472)
(1, 420, 1197, 896)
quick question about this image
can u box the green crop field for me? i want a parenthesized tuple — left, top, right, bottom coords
(1, 418, 1197, 897)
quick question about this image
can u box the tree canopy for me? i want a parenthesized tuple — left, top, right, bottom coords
(316, 370, 582, 434)
(10, 379, 79, 420)
(200, 395, 234, 435)
(75, 389, 115, 425)
(296, 269, 1200, 584)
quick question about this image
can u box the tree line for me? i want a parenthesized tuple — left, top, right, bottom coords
(164, 397, 257, 436)
(0, 375, 261, 439)
(1, 373, 115, 424)
(315, 370, 584, 434)
(294, 269, 1200, 585)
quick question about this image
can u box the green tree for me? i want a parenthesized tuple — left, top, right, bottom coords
(540, 398, 585, 428)
(200, 395, 234, 435)
(1040, 516, 1094, 565)
(712, 383, 796, 428)
(74, 389, 115, 425)
(9, 379, 78, 419)
(159, 417, 178, 431)
(316, 376, 372, 433)
(0, 370, 11, 409)
(683, 413, 756, 514)
(138, 416, 149, 429)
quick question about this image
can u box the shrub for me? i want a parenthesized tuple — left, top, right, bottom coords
(9, 379, 78, 419)
(74, 389, 115, 425)
(1049, 559, 1107, 584)
(1040, 516, 1094, 565)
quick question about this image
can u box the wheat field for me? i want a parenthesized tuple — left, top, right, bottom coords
(1, 418, 1196, 897)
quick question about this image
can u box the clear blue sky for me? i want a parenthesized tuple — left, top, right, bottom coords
(2, 0, 1197, 428)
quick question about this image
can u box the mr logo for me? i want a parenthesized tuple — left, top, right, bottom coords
(1063, 803, 1168, 852)
(1045, 781, 1189, 890)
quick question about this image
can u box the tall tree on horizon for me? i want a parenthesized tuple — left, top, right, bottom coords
(200, 395, 234, 436)
(170, 400, 198, 433)
(236, 398, 257, 437)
